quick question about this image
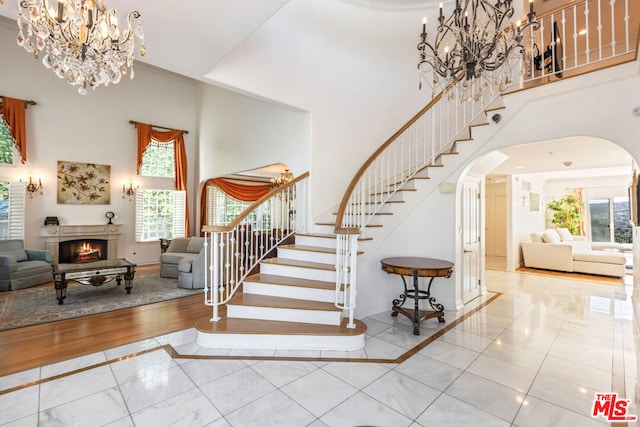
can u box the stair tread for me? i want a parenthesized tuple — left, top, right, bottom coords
(295, 233, 372, 241)
(332, 212, 393, 216)
(245, 273, 335, 290)
(262, 257, 335, 271)
(315, 221, 382, 228)
(196, 316, 367, 336)
(229, 292, 341, 311)
(278, 244, 336, 254)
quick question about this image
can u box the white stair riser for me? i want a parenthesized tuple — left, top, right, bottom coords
(243, 281, 343, 304)
(314, 223, 336, 235)
(196, 330, 365, 351)
(227, 304, 342, 326)
(295, 235, 336, 249)
(260, 263, 336, 282)
(277, 248, 336, 264)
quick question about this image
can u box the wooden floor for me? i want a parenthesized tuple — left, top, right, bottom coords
(0, 265, 213, 377)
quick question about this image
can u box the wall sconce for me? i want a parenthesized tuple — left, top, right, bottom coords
(122, 183, 138, 201)
(23, 177, 43, 198)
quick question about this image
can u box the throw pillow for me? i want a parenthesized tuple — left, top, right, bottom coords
(0, 250, 28, 262)
(542, 229, 561, 243)
(556, 228, 573, 242)
(530, 232, 543, 242)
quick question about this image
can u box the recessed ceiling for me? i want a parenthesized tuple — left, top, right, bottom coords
(487, 136, 633, 179)
(339, 0, 438, 10)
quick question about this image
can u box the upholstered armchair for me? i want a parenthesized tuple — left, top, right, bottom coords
(159, 237, 206, 289)
(0, 239, 54, 291)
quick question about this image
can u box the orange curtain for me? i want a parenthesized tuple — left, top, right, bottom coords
(1, 97, 27, 163)
(198, 178, 271, 235)
(571, 188, 587, 236)
(136, 122, 190, 236)
(212, 178, 271, 202)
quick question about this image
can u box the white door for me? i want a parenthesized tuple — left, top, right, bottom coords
(462, 176, 482, 303)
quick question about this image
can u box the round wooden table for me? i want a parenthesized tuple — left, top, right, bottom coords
(380, 257, 454, 335)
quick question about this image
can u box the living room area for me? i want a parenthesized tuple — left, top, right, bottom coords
(482, 137, 636, 282)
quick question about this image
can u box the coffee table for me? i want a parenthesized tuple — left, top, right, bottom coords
(52, 259, 136, 305)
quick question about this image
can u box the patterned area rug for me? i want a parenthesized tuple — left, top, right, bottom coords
(0, 267, 200, 331)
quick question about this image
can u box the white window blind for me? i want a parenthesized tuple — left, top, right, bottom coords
(135, 189, 186, 242)
(8, 182, 25, 240)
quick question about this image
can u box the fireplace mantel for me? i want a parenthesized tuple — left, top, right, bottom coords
(42, 224, 122, 264)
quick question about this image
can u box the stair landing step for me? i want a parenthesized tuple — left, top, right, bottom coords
(262, 257, 335, 271)
(228, 292, 342, 312)
(196, 317, 366, 337)
(245, 273, 336, 291)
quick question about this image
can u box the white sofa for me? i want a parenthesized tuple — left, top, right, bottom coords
(521, 228, 627, 278)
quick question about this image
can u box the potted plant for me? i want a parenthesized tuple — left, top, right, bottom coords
(546, 194, 583, 235)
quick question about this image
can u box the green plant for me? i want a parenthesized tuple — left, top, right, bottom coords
(546, 194, 583, 235)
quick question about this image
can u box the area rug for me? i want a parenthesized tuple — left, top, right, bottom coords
(516, 267, 625, 285)
(0, 269, 201, 331)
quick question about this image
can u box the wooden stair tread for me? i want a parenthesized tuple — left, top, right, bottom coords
(278, 244, 363, 256)
(315, 221, 382, 228)
(244, 273, 336, 290)
(279, 244, 336, 254)
(332, 212, 393, 216)
(229, 292, 341, 311)
(261, 257, 335, 271)
(196, 317, 367, 336)
(295, 233, 373, 242)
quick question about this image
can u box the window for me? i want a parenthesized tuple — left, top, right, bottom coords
(135, 189, 185, 242)
(206, 185, 272, 228)
(140, 141, 175, 178)
(0, 116, 15, 165)
(0, 181, 26, 240)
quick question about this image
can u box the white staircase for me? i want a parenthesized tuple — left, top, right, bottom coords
(196, 233, 367, 351)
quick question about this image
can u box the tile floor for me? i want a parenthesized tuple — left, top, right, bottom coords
(0, 269, 638, 427)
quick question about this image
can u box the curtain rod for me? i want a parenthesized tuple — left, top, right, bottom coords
(129, 120, 189, 134)
(0, 96, 37, 108)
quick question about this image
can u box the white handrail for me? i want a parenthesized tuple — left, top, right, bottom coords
(202, 173, 309, 322)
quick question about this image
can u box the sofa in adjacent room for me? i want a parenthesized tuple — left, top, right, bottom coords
(521, 228, 628, 278)
(159, 237, 206, 289)
(0, 239, 54, 291)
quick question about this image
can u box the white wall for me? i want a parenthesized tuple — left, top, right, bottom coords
(196, 84, 311, 184)
(0, 18, 311, 265)
(0, 19, 198, 264)
(509, 174, 547, 269)
(353, 62, 640, 315)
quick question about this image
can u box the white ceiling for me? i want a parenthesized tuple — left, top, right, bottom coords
(0, 0, 633, 181)
(486, 136, 633, 179)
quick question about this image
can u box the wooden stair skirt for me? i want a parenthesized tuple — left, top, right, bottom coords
(195, 234, 367, 351)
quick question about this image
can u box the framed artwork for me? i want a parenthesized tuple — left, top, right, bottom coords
(57, 161, 111, 204)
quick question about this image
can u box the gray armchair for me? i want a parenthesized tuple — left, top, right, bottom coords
(159, 237, 205, 289)
(0, 239, 54, 291)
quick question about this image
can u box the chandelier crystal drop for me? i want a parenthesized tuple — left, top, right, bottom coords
(418, 0, 538, 100)
(16, 0, 145, 95)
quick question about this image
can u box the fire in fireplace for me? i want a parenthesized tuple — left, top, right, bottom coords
(59, 239, 108, 263)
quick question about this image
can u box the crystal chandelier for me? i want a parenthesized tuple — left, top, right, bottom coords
(418, 0, 538, 100)
(16, 0, 145, 94)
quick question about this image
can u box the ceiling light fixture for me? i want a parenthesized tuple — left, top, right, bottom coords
(417, 0, 539, 100)
(270, 169, 294, 191)
(16, 0, 145, 94)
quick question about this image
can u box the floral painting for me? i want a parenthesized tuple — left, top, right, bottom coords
(57, 161, 111, 204)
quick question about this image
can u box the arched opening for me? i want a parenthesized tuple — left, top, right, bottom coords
(455, 136, 637, 305)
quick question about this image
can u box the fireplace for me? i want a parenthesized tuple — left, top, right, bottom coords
(59, 239, 108, 263)
(42, 224, 121, 264)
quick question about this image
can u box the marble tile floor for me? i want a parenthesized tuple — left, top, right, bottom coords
(0, 270, 638, 427)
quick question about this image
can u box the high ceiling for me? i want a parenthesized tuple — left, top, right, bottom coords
(0, 0, 633, 180)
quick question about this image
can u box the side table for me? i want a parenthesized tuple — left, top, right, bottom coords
(381, 256, 454, 335)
